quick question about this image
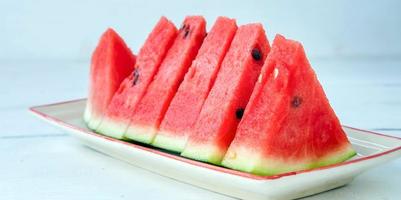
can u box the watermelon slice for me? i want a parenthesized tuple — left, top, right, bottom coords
(84, 28, 136, 130)
(96, 17, 177, 138)
(181, 24, 271, 164)
(152, 17, 238, 152)
(124, 16, 207, 143)
(221, 35, 356, 176)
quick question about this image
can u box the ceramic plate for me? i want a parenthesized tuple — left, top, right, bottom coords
(30, 99, 401, 200)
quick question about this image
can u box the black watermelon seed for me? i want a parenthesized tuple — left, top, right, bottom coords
(183, 25, 190, 39)
(183, 29, 190, 38)
(291, 96, 302, 108)
(251, 48, 262, 61)
(132, 68, 140, 86)
(180, 24, 186, 30)
(184, 29, 190, 38)
(235, 108, 245, 119)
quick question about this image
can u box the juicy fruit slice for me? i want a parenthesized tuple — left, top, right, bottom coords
(152, 17, 238, 152)
(181, 24, 271, 164)
(96, 17, 177, 139)
(84, 28, 136, 130)
(125, 16, 207, 143)
(221, 35, 356, 176)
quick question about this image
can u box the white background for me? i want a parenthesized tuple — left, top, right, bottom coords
(2, 0, 401, 61)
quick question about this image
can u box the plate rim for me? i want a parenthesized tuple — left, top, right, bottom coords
(29, 98, 401, 181)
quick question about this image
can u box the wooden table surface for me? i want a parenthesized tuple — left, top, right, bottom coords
(1, 59, 400, 199)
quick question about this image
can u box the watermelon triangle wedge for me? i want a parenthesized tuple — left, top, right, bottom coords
(221, 34, 356, 176)
(124, 16, 207, 144)
(152, 16, 238, 152)
(84, 28, 136, 130)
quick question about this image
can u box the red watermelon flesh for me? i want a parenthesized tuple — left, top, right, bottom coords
(181, 24, 271, 164)
(152, 17, 238, 152)
(96, 17, 177, 139)
(124, 16, 207, 143)
(221, 35, 356, 176)
(84, 28, 136, 130)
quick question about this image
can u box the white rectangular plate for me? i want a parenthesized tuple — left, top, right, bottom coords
(30, 99, 401, 200)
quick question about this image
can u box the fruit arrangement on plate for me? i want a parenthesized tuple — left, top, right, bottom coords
(83, 16, 356, 176)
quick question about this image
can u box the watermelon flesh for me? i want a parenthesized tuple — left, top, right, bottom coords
(124, 16, 207, 143)
(84, 28, 136, 130)
(96, 17, 177, 139)
(181, 24, 271, 164)
(221, 35, 356, 176)
(152, 17, 238, 152)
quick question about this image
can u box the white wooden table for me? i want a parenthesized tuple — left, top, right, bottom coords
(1, 59, 400, 199)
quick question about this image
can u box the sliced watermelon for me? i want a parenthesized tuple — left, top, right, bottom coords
(181, 24, 271, 164)
(96, 17, 178, 139)
(152, 17, 238, 152)
(84, 28, 136, 130)
(221, 35, 356, 176)
(124, 16, 207, 143)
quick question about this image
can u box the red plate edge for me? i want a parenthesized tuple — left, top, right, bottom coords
(29, 98, 401, 181)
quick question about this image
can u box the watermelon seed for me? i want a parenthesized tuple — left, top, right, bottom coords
(132, 68, 140, 86)
(235, 108, 244, 119)
(251, 48, 262, 61)
(184, 29, 190, 38)
(180, 24, 186, 30)
(183, 24, 190, 39)
(291, 96, 302, 108)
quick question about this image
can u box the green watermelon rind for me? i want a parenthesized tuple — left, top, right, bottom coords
(312, 146, 357, 169)
(221, 145, 356, 176)
(87, 116, 102, 131)
(95, 117, 128, 139)
(181, 144, 225, 165)
(151, 132, 187, 153)
(84, 102, 103, 131)
(125, 125, 157, 144)
(83, 102, 92, 124)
